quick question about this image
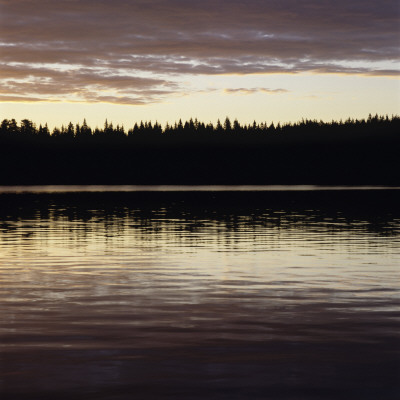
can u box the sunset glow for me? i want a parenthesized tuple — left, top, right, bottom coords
(1, 0, 399, 128)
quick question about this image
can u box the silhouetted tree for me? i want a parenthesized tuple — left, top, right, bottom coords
(38, 123, 50, 137)
(20, 119, 36, 135)
(224, 117, 232, 132)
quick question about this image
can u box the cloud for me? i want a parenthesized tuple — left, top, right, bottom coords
(0, 95, 60, 103)
(1, 0, 399, 103)
(0, 63, 179, 104)
(224, 88, 289, 95)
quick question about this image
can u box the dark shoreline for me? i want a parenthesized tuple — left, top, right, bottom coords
(1, 116, 399, 186)
(0, 141, 398, 186)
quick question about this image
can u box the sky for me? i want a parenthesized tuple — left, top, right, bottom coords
(1, 0, 399, 129)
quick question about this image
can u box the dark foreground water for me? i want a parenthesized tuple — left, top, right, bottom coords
(0, 187, 399, 399)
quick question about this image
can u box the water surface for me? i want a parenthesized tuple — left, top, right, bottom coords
(0, 188, 399, 399)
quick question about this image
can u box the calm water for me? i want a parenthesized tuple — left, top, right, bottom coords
(0, 187, 399, 399)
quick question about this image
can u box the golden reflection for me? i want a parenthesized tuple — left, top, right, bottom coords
(1, 190, 399, 400)
(0, 190, 399, 296)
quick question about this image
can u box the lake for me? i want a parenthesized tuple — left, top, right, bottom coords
(0, 186, 399, 399)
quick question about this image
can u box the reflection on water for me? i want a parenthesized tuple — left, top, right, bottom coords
(0, 189, 399, 399)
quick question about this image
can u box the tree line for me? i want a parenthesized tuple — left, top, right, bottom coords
(0, 114, 399, 185)
(1, 114, 399, 142)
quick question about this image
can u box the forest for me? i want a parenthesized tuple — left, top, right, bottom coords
(0, 114, 399, 185)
